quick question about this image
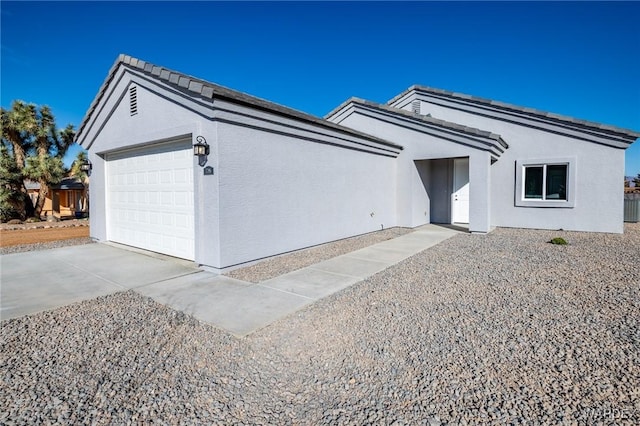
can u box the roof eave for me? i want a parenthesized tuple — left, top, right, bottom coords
(345, 98, 507, 157)
(354, 98, 506, 142)
(409, 85, 640, 142)
(76, 54, 402, 152)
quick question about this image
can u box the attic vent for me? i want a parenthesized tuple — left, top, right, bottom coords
(129, 86, 138, 116)
(411, 100, 421, 114)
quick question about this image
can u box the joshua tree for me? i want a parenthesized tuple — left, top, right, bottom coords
(0, 100, 75, 219)
(69, 150, 90, 214)
(0, 144, 27, 221)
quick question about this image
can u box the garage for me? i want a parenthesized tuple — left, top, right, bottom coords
(74, 54, 400, 271)
(105, 138, 195, 260)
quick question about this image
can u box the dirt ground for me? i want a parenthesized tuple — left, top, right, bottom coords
(0, 227, 90, 248)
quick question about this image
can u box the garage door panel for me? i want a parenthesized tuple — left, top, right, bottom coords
(106, 140, 194, 260)
(160, 170, 172, 184)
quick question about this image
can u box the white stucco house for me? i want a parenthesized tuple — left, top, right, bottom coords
(76, 54, 639, 272)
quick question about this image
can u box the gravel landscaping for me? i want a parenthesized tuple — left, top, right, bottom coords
(0, 237, 94, 255)
(0, 218, 92, 254)
(0, 218, 89, 231)
(226, 227, 412, 283)
(2, 224, 639, 424)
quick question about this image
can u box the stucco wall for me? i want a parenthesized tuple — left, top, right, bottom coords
(410, 99, 625, 233)
(333, 111, 492, 232)
(192, 121, 220, 268)
(215, 119, 397, 269)
(82, 75, 219, 263)
(81, 66, 404, 270)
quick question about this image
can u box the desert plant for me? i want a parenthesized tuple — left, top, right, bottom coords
(1, 101, 75, 219)
(549, 237, 568, 245)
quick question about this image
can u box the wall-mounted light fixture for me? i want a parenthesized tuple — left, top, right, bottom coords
(193, 135, 210, 166)
(80, 160, 92, 176)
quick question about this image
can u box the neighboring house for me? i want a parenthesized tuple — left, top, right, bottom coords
(75, 54, 639, 272)
(25, 178, 88, 219)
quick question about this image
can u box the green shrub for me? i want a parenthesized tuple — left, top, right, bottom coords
(549, 237, 568, 245)
(0, 206, 19, 223)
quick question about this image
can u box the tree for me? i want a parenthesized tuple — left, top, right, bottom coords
(0, 100, 75, 220)
(0, 145, 28, 221)
(69, 150, 89, 181)
(634, 173, 640, 188)
(69, 150, 90, 214)
(1, 101, 35, 218)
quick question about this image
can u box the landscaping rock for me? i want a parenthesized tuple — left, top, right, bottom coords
(0, 218, 89, 231)
(1, 224, 639, 424)
(227, 227, 412, 282)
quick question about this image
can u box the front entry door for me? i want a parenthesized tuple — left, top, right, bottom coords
(452, 158, 469, 224)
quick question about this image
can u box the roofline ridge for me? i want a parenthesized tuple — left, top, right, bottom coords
(76, 55, 402, 151)
(347, 97, 505, 143)
(324, 96, 363, 120)
(394, 85, 639, 139)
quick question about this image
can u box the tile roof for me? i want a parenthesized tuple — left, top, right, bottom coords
(24, 178, 84, 191)
(389, 85, 640, 140)
(75, 54, 402, 151)
(328, 97, 508, 149)
(55, 178, 85, 190)
(24, 180, 40, 191)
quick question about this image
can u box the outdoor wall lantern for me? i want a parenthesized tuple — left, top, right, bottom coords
(80, 160, 92, 176)
(193, 135, 210, 166)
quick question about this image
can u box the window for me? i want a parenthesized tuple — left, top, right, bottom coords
(524, 164, 567, 200)
(515, 158, 575, 208)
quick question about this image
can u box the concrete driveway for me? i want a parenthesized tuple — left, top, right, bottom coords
(2, 225, 462, 336)
(1, 243, 199, 320)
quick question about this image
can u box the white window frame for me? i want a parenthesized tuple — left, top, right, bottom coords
(515, 157, 576, 208)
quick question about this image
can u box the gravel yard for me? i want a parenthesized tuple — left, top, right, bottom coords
(0, 236, 93, 255)
(0, 218, 89, 231)
(0, 219, 92, 254)
(226, 227, 412, 283)
(2, 224, 639, 424)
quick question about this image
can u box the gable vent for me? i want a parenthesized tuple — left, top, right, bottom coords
(411, 100, 421, 114)
(129, 86, 138, 116)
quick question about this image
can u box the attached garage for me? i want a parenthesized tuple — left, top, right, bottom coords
(76, 55, 401, 271)
(105, 138, 195, 260)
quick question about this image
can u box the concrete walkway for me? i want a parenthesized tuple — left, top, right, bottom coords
(1, 225, 462, 337)
(137, 224, 462, 336)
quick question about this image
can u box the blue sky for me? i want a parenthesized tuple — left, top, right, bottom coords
(2, 1, 639, 174)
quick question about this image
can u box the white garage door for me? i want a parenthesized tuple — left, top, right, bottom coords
(106, 139, 195, 260)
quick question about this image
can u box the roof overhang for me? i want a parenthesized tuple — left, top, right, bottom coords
(328, 97, 508, 160)
(54, 180, 85, 190)
(389, 85, 640, 149)
(75, 54, 402, 158)
(24, 179, 84, 190)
